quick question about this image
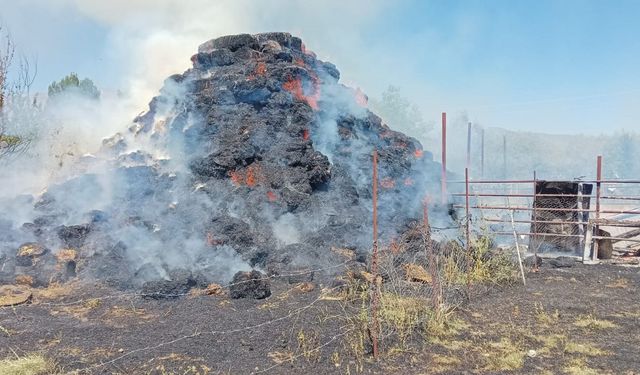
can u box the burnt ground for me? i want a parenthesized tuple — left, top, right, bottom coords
(1, 262, 639, 374)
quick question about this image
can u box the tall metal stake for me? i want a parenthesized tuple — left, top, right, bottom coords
(465, 167, 472, 297)
(480, 128, 485, 178)
(466, 122, 472, 170)
(371, 149, 380, 360)
(594, 155, 602, 261)
(502, 135, 507, 179)
(532, 171, 538, 271)
(441, 112, 447, 205)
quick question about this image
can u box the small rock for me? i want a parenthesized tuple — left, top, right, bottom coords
(527, 349, 537, 358)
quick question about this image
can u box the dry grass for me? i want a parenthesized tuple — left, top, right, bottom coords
(573, 314, 618, 330)
(481, 337, 526, 372)
(32, 282, 78, 301)
(564, 341, 610, 356)
(0, 354, 58, 375)
(430, 354, 461, 373)
(534, 303, 560, 326)
(563, 358, 600, 375)
(267, 351, 294, 364)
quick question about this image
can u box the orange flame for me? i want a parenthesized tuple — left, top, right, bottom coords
(302, 129, 310, 141)
(228, 165, 262, 187)
(266, 191, 277, 202)
(380, 178, 396, 189)
(283, 76, 320, 110)
(293, 58, 305, 67)
(414, 149, 424, 159)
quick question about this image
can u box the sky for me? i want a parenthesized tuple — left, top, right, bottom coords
(1, 0, 639, 135)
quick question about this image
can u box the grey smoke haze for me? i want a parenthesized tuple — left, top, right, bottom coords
(3, 0, 640, 136)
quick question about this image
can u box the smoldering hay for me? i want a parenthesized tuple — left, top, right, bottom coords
(0, 32, 444, 296)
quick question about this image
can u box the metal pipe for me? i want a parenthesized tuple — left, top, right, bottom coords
(441, 112, 447, 205)
(532, 171, 538, 266)
(465, 167, 472, 297)
(451, 193, 596, 198)
(371, 149, 379, 360)
(480, 128, 485, 178)
(594, 155, 602, 261)
(466, 121, 472, 170)
(452, 205, 640, 215)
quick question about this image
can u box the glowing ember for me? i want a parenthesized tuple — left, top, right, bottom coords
(302, 129, 310, 141)
(414, 149, 424, 158)
(266, 191, 277, 202)
(255, 61, 267, 76)
(293, 58, 305, 67)
(380, 178, 395, 189)
(229, 170, 242, 186)
(246, 166, 257, 187)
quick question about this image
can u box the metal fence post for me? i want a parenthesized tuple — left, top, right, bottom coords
(371, 149, 380, 359)
(441, 112, 447, 205)
(465, 167, 472, 297)
(594, 155, 602, 261)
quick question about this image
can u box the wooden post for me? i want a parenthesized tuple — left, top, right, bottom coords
(441, 112, 447, 205)
(371, 149, 380, 359)
(594, 155, 602, 261)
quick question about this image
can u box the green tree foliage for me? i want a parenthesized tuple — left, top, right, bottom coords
(48, 73, 100, 100)
(369, 86, 431, 141)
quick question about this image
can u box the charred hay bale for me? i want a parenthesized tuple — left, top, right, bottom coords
(15, 243, 48, 267)
(229, 270, 271, 299)
(549, 256, 575, 268)
(56, 224, 91, 249)
(198, 34, 258, 53)
(141, 270, 205, 300)
(524, 255, 543, 268)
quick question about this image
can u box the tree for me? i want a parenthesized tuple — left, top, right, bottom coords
(48, 72, 100, 100)
(0, 25, 37, 160)
(369, 86, 432, 141)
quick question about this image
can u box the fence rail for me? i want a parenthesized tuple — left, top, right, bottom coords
(449, 155, 640, 263)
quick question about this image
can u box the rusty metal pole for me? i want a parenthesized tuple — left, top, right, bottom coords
(480, 128, 485, 178)
(441, 112, 447, 205)
(465, 167, 472, 297)
(594, 155, 602, 261)
(502, 135, 507, 179)
(466, 122, 472, 170)
(532, 170, 538, 270)
(371, 149, 380, 359)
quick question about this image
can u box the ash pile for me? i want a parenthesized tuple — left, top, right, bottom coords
(0, 33, 442, 298)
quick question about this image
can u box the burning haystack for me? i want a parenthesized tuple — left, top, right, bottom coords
(0, 33, 441, 296)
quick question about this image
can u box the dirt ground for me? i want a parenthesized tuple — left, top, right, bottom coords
(1, 261, 639, 374)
